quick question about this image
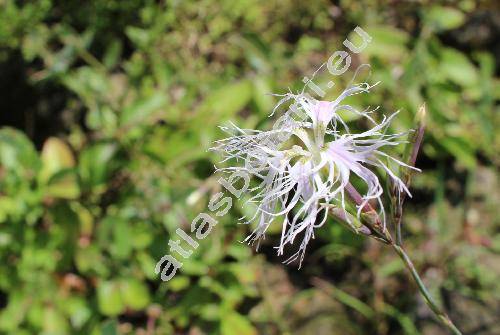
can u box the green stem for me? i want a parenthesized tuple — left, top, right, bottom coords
(394, 207, 403, 246)
(392, 244, 462, 335)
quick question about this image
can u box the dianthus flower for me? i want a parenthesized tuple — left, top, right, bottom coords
(212, 83, 419, 266)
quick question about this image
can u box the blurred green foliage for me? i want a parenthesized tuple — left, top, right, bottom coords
(0, 0, 499, 334)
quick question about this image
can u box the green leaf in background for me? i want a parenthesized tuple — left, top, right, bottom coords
(221, 311, 257, 335)
(26, 302, 44, 329)
(439, 136, 476, 169)
(125, 26, 152, 49)
(196, 80, 253, 126)
(167, 276, 190, 292)
(62, 66, 110, 104)
(103, 40, 122, 69)
(240, 34, 272, 73)
(357, 26, 409, 61)
(40, 137, 75, 181)
(64, 297, 91, 329)
(439, 48, 478, 86)
(252, 77, 275, 116)
(425, 6, 465, 31)
(0, 290, 26, 331)
(136, 251, 158, 280)
(39, 137, 80, 199)
(97, 281, 125, 316)
(42, 306, 69, 335)
(144, 127, 208, 167)
(181, 259, 209, 276)
(72, 202, 94, 237)
(79, 142, 117, 192)
(43, 169, 80, 199)
(96, 216, 133, 259)
(0, 127, 40, 173)
(120, 279, 151, 310)
(131, 222, 154, 249)
(120, 92, 168, 127)
(75, 245, 109, 277)
(100, 319, 118, 335)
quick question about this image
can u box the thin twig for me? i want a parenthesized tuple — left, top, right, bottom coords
(336, 183, 463, 333)
(392, 244, 462, 335)
(395, 103, 426, 246)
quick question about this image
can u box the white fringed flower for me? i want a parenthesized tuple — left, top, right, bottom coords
(212, 83, 419, 266)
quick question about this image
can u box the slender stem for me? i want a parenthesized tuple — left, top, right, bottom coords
(394, 103, 426, 247)
(392, 244, 462, 335)
(394, 206, 403, 246)
(395, 224, 402, 246)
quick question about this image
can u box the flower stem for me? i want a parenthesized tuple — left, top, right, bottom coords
(392, 244, 462, 335)
(394, 103, 426, 247)
(394, 207, 403, 246)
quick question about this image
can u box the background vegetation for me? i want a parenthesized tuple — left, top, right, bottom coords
(0, 0, 498, 334)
